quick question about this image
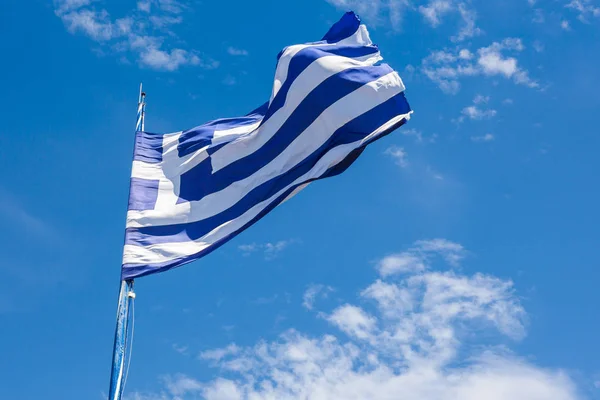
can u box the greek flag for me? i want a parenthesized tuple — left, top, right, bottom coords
(122, 12, 412, 279)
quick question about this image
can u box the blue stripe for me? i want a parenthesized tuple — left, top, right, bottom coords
(322, 11, 362, 43)
(122, 112, 408, 280)
(132, 131, 164, 163)
(275, 11, 361, 62)
(174, 45, 378, 162)
(125, 92, 410, 247)
(128, 178, 159, 211)
(177, 64, 395, 203)
(177, 102, 268, 158)
(265, 45, 379, 125)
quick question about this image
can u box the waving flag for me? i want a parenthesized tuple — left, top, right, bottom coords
(122, 12, 412, 279)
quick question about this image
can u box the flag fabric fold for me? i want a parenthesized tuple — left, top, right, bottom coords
(122, 11, 412, 279)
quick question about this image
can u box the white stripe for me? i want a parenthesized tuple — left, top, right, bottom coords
(123, 110, 411, 265)
(212, 120, 261, 141)
(131, 131, 209, 180)
(212, 52, 384, 174)
(280, 182, 310, 204)
(126, 72, 404, 228)
(270, 24, 373, 104)
(153, 132, 183, 211)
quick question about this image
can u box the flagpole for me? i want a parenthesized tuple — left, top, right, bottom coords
(107, 84, 146, 400)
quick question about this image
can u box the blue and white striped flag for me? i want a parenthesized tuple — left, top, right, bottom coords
(122, 12, 412, 279)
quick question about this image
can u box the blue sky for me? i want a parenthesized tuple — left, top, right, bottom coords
(0, 0, 599, 399)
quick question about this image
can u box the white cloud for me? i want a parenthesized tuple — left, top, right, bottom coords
(54, 0, 92, 14)
(137, 0, 151, 12)
(401, 128, 424, 142)
(422, 38, 537, 93)
(156, 0, 187, 14)
(128, 240, 582, 400)
(473, 94, 490, 104)
(227, 47, 249, 56)
(172, 343, 189, 356)
(164, 374, 204, 397)
(384, 145, 408, 167)
(471, 133, 495, 142)
(412, 0, 484, 41)
(561, 20, 572, 30)
(199, 344, 241, 362)
(377, 239, 465, 277)
(54, 0, 215, 71)
(149, 14, 183, 28)
(413, 238, 465, 265)
(459, 48, 473, 59)
(419, 0, 453, 26)
(566, 0, 600, 22)
(238, 243, 258, 253)
(326, 304, 377, 340)
(303, 284, 334, 310)
(202, 379, 242, 400)
(58, 9, 120, 41)
(456, 96, 497, 123)
(462, 105, 497, 120)
(264, 240, 294, 259)
(532, 8, 545, 23)
(451, 3, 483, 42)
(378, 252, 426, 276)
(139, 47, 200, 71)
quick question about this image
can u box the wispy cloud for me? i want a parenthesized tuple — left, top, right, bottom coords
(227, 47, 249, 56)
(422, 38, 538, 94)
(473, 94, 490, 104)
(455, 96, 497, 123)
(471, 133, 495, 142)
(419, 0, 453, 27)
(377, 238, 465, 277)
(532, 8, 545, 23)
(137, 0, 151, 12)
(199, 343, 240, 363)
(451, 3, 483, 42)
(325, 0, 410, 30)
(53, 0, 217, 71)
(139, 47, 201, 71)
(303, 284, 335, 310)
(128, 241, 583, 400)
(461, 105, 497, 120)
(238, 239, 298, 260)
(566, 0, 600, 23)
(331, 0, 481, 39)
(172, 343, 189, 356)
(384, 145, 408, 167)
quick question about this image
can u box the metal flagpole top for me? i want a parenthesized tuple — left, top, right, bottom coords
(136, 83, 146, 132)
